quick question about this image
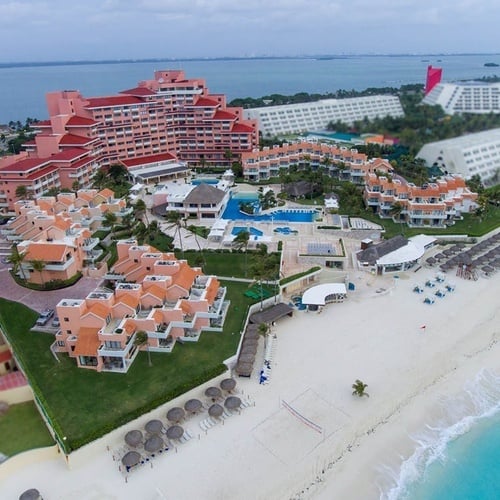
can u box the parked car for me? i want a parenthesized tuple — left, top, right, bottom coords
(35, 308, 55, 326)
(51, 317, 60, 328)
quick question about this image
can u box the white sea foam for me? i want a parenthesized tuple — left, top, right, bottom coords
(380, 369, 500, 500)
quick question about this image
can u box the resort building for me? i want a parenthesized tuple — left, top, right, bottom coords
(356, 234, 437, 274)
(422, 81, 500, 115)
(363, 173, 478, 228)
(416, 129, 500, 186)
(151, 182, 231, 221)
(53, 240, 228, 372)
(244, 95, 404, 136)
(241, 141, 393, 183)
(1, 188, 129, 284)
(0, 70, 257, 214)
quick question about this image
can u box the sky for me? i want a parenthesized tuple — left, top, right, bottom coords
(2, 0, 500, 62)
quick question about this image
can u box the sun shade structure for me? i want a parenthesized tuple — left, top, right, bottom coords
(220, 378, 237, 391)
(121, 451, 141, 467)
(184, 399, 202, 413)
(145, 419, 163, 435)
(166, 425, 184, 440)
(19, 489, 42, 500)
(166, 407, 185, 423)
(301, 283, 347, 307)
(205, 386, 222, 399)
(224, 396, 242, 410)
(235, 361, 254, 377)
(144, 435, 164, 453)
(208, 403, 224, 417)
(124, 430, 143, 447)
(238, 352, 256, 363)
(249, 303, 294, 325)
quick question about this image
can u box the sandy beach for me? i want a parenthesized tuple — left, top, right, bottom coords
(1, 265, 499, 500)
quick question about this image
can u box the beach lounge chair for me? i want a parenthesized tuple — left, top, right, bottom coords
(424, 295, 435, 304)
(435, 289, 446, 298)
(445, 283, 456, 292)
(435, 273, 445, 282)
(425, 280, 435, 288)
(413, 285, 424, 293)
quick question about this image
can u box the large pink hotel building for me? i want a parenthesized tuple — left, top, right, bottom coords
(0, 70, 258, 213)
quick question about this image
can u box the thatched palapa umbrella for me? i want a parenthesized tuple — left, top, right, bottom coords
(426, 257, 436, 265)
(167, 407, 185, 423)
(121, 450, 141, 468)
(184, 398, 202, 413)
(224, 396, 242, 410)
(220, 378, 237, 392)
(435, 253, 445, 260)
(144, 434, 164, 453)
(166, 425, 184, 440)
(239, 352, 255, 363)
(205, 386, 222, 399)
(124, 430, 143, 448)
(19, 489, 42, 500)
(482, 265, 494, 273)
(208, 403, 224, 418)
(145, 419, 163, 435)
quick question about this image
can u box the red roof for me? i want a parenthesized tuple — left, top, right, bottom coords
(231, 123, 254, 133)
(49, 148, 90, 162)
(66, 116, 99, 127)
(59, 134, 97, 146)
(121, 152, 177, 167)
(84, 95, 144, 108)
(0, 350, 12, 363)
(212, 110, 237, 121)
(120, 87, 156, 96)
(0, 157, 50, 173)
(192, 97, 219, 107)
(58, 156, 94, 170)
(24, 165, 59, 181)
(34, 120, 51, 127)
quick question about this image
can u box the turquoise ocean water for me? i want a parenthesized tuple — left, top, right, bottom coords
(1, 53, 499, 122)
(382, 370, 500, 500)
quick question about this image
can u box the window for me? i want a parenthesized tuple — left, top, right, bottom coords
(64, 317, 69, 322)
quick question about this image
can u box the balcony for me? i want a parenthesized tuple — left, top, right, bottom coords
(82, 237, 99, 251)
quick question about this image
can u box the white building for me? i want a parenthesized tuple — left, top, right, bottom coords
(422, 81, 500, 115)
(417, 128, 500, 185)
(244, 96, 404, 136)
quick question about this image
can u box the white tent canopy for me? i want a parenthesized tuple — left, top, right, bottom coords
(302, 283, 347, 306)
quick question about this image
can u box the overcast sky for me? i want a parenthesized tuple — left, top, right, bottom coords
(2, 0, 499, 62)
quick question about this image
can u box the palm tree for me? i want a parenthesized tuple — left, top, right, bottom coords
(166, 211, 184, 258)
(147, 220, 159, 241)
(134, 199, 148, 225)
(8, 243, 27, 280)
(134, 330, 152, 366)
(72, 180, 81, 194)
(352, 379, 369, 398)
(15, 185, 29, 200)
(133, 221, 148, 244)
(233, 230, 250, 277)
(30, 259, 46, 286)
(103, 211, 118, 238)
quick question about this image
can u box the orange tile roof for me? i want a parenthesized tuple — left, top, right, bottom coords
(116, 293, 139, 309)
(142, 284, 167, 300)
(204, 278, 219, 304)
(87, 303, 110, 319)
(123, 319, 136, 334)
(172, 262, 197, 291)
(74, 327, 101, 356)
(97, 188, 114, 199)
(25, 243, 69, 262)
(152, 309, 164, 323)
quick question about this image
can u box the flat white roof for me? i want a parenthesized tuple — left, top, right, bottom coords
(302, 283, 347, 306)
(409, 234, 437, 250)
(376, 241, 425, 266)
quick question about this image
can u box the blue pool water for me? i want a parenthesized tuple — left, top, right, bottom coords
(231, 226, 264, 237)
(191, 178, 219, 185)
(222, 196, 315, 222)
(383, 370, 500, 500)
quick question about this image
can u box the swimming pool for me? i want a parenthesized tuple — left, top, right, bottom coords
(222, 196, 316, 222)
(191, 178, 219, 185)
(231, 226, 264, 237)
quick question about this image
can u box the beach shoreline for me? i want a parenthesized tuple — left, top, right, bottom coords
(1, 266, 499, 500)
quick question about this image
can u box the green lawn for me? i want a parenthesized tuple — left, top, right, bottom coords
(0, 401, 54, 456)
(0, 281, 256, 452)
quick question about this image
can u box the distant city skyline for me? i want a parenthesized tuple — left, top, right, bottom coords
(1, 0, 499, 63)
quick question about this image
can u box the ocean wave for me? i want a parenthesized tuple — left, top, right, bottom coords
(379, 369, 500, 500)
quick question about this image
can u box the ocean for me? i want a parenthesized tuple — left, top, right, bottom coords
(382, 370, 500, 500)
(1, 53, 500, 123)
